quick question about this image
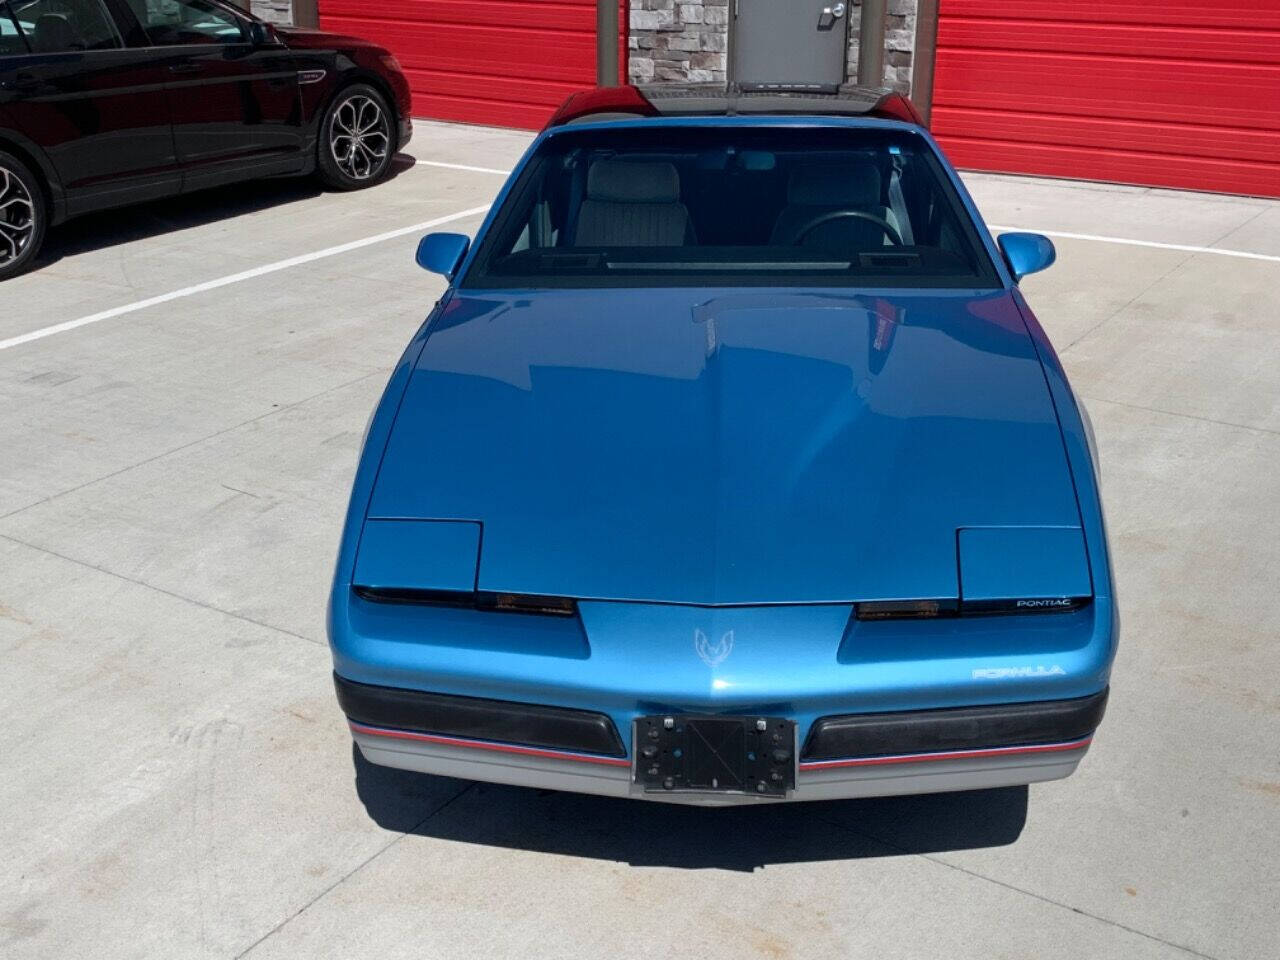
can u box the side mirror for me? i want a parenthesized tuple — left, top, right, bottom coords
(997, 232, 1056, 282)
(416, 232, 470, 280)
(247, 21, 278, 46)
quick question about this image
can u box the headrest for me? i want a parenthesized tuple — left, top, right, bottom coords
(587, 160, 681, 204)
(787, 163, 882, 207)
(34, 14, 79, 52)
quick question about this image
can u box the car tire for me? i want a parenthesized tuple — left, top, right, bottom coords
(316, 84, 396, 191)
(0, 150, 46, 282)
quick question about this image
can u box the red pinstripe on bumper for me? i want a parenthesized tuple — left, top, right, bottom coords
(348, 720, 633, 767)
(798, 735, 1093, 772)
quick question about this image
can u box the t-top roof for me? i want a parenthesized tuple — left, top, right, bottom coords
(545, 84, 925, 130)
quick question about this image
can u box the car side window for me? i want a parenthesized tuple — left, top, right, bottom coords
(128, 0, 244, 46)
(1, 4, 32, 55)
(9, 0, 122, 52)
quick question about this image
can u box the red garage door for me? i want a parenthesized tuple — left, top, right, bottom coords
(317, 1, 626, 129)
(931, 1, 1280, 198)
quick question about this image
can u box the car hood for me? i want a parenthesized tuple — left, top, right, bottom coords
(274, 25, 381, 51)
(367, 288, 1083, 605)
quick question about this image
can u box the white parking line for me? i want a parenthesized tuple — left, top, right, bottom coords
(411, 159, 513, 177)
(0, 204, 491, 353)
(986, 225, 1280, 264)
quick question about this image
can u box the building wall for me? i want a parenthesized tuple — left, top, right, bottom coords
(861, 0, 919, 92)
(251, 1, 294, 25)
(931, 0, 1280, 198)
(279, 1, 921, 92)
(629, 0, 919, 92)
(628, 1, 729, 84)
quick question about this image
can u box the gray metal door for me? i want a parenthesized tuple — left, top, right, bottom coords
(733, 0, 849, 91)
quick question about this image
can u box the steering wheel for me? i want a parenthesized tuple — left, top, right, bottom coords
(792, 209, 903, 247)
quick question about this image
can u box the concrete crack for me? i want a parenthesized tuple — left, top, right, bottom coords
(233, 783, 477, 959)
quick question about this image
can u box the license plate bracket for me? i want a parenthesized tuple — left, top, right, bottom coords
(634, 715, 796, 797)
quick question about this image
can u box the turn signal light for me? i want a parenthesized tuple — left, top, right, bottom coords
(355, 587, 578, 617)
(488, 593, 577, 616)
(855, 599, 957, 620)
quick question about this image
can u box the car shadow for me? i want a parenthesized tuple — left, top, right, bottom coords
(30, 153, 418, 270)
(351, 745, 1028, 872)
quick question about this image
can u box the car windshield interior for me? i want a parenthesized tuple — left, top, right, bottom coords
(463, 125, 1001, 289)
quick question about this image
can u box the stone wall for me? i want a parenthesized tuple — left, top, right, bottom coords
(854, 0, 919, 92)
(628, 1, 730, 85)
(251, 0, 294, 25)
(629, 0, 919, 94)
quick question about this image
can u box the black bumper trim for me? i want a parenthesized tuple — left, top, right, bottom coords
(333, 674, 627, 759)
(801, 689, 1109, 762)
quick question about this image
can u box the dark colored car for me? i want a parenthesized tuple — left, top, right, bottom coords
(0, 0, 412, 279)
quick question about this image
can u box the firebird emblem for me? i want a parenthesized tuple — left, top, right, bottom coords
(694, 629, 734, 667)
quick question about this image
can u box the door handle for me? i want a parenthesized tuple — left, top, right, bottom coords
(818, 2, 846, 28)
(0, 72, 40, 93)
(168, 63, 204, 75)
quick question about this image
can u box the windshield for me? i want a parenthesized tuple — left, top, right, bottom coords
(462, 124, 1001, 290)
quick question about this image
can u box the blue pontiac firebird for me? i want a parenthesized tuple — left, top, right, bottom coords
(328, 86, 1116, 805)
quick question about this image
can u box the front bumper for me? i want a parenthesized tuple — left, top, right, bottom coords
(338, 675, 1107, 805)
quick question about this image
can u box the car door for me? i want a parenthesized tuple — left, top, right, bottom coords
(114, 0, 304, 190)
(0, 0, 180, 215)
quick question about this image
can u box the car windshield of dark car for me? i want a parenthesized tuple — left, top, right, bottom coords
(462, 124, 1001, 289)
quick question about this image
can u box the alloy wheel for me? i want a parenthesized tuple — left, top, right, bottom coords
(0, 166, 36, 268)
(329, 94, 391, 181)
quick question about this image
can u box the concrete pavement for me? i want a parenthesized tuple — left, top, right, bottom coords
(1, 119, 1277, 960)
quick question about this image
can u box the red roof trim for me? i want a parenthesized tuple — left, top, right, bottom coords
(545, 86, 659, 128)
(872, 91, 926, 127)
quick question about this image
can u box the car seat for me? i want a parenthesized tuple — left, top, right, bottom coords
(32, 13, 82, 52)
(573, 159, 692, 247)
(770, 162, 901, 250)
